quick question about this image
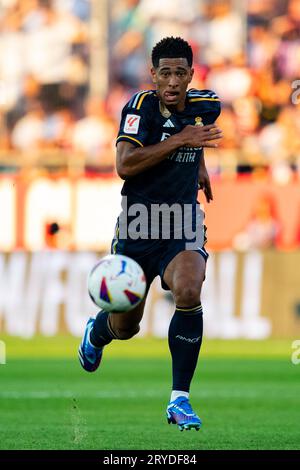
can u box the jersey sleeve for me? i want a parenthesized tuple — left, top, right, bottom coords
(116, 91, 154, 148)
(188, 89, 221, 124)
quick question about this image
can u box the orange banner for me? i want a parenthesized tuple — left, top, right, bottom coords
(0, 174, 299, 250)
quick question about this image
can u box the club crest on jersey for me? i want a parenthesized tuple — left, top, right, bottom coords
(195, 116, 204, 126)
(124, 114, 140, 134)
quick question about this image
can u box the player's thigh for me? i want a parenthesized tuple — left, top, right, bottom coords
(163, 250, 206, 297)
(109, 295, 147, 332)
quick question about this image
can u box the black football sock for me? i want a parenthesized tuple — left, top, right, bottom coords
(90, 311, 117, 348)
(168, 304, 203, 393)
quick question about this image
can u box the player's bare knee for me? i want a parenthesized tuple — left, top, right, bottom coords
(174, 285, 201, 307)
(114, 324, 140, 340)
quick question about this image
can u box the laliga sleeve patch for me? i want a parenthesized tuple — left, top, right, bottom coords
(124, 114, 141, 134)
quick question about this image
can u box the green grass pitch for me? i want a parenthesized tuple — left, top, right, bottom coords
(0, 337, 300, 450)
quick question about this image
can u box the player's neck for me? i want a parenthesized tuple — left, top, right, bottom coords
(164, 98, 186, 114)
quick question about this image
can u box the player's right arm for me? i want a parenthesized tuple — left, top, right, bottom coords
(117, 125, 221, 179)
(117, 126, 220, 179)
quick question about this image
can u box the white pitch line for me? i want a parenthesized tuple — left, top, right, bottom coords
(0, 390, 292, 399)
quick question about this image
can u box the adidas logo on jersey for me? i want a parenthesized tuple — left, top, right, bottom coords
(163, 119, 175, 128)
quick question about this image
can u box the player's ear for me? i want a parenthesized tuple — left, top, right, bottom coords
(188, 68, 194, 84)
(151, 67, 157, 84)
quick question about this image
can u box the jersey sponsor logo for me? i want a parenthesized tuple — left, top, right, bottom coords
(163, 119, 175, 128)
(124, 114, 140, 134)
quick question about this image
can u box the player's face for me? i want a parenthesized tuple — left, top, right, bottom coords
(151, 58, 194, 111)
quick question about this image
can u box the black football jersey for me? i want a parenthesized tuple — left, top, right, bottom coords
(116, 89, 221, 205)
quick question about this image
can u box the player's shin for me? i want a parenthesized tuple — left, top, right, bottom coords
(168, 304, 203, 392)
(90, 311, 118, 348)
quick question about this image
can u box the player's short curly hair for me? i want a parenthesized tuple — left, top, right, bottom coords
(151, 37, 193, 68)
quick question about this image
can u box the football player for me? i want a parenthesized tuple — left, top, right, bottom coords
(79, 36, 222, 431)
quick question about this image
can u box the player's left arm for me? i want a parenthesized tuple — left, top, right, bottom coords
(198, 150, 213, 203)
(194, 89, 222, 203)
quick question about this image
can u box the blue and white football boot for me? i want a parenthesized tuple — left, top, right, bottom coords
(166, 396, 202, 431)
(78, 317, 103, 372)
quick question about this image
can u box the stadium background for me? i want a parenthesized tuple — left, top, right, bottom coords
(0, 0, 300, 451)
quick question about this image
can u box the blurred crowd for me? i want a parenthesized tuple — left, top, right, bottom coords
(0, 0, 300, 177)
(0, 0, 115, 170)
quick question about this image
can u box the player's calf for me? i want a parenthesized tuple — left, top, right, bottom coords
(106, 299, 145, 341)
(109, 323, 140, 340)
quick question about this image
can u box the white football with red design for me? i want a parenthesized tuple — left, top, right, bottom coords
(88, 254, 146, 313)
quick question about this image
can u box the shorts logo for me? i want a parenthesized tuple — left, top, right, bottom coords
(124, 114, 140, 134)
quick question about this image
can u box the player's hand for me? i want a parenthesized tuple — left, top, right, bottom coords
(180, 124, 223, 148)
(198, 166, 213, 203)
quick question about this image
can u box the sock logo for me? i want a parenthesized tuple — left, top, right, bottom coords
(175, 335, 201, 344)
